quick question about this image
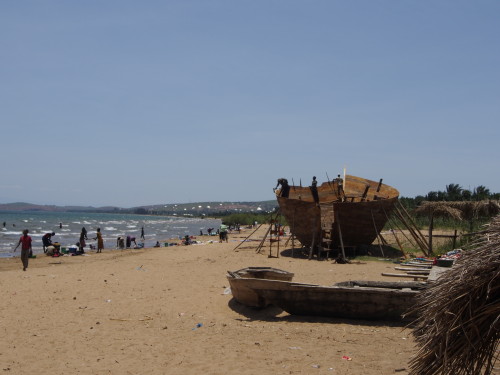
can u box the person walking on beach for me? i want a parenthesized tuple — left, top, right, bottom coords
(219, 223, 229, 243)
(140, 226, 145, 240)
(94, 228, 104, 253)
(14, 229, 32, 271)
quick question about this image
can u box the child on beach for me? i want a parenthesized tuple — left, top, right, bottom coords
(94, 228, 104, 253)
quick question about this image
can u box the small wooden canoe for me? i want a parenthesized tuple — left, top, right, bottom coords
(247, 278, 426, 321)
(227, 267, 294, 308)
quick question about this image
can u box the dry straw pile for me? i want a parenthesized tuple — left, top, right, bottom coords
(415, 200, 500, 222)
(409, 215, 500, 375)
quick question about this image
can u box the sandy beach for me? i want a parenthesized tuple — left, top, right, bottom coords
(0, 226, 417, 375)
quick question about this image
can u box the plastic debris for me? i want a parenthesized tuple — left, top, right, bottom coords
(342, 355, 352, 361)
(192, 323, 203, 330)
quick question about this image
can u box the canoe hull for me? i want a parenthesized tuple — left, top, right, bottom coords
(227, 267, 294, 308)
(248, 279, 421, 321)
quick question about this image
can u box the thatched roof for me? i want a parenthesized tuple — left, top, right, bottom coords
(408, 215, 500, 375)
(415, 202, 463, 221)
(415, 200, 500, 221)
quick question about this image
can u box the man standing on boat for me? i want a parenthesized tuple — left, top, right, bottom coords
(310, 176, 319, 204)
(275, 178, 290, 198)
(335, 174, 345, 201)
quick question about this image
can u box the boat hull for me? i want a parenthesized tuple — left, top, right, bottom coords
(277, 175, 400, 248)
(248, 279, 421, 321)
(227, 267, 294, 308)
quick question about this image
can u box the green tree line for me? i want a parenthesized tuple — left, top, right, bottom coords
(400, 183, 499, 210)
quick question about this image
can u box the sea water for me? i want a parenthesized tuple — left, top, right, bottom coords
(0, 211, 221, 257)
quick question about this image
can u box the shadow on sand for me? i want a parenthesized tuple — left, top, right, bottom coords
(227, 298, 408, 328)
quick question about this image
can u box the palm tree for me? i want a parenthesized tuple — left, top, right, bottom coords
(426, 191, 439, 201)
(461, 189, 472, 201)
(473, 185, 490, 201)
(445, 184, 463, 201)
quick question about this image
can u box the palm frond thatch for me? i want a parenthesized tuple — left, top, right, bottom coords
(415, 200, 500, 221)
(415, 201, 463, 221)
(409, 215, 500, 375)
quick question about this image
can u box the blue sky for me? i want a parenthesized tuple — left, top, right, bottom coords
(1, 1, 499, 207)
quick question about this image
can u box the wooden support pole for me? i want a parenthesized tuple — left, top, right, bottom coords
(308, 213, 319, 260)
(428, 213, 434, 255)
(387, 215, 418, 250)
(233, 224, 262, 251)
(378, 232, 389, 246)
(277, 219, 280, 258)
(397, 202, 430, 253)
(291, 209, 295, 257)
(390, 229, 407, 259)
(361, 185, 370, 201)
(394, 205, 427, 249)
(393, 203, 430, 256)
(370, 210, 385, 257)
(256, 225, 271, 254)
(335, 211, 347, 261)
(376, 178, 383, 192)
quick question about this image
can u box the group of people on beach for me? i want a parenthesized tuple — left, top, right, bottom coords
(11, 222, 231, 271)
(13, 226, 105, 271)
(75, 227, 104, 254)
(116, 235, 144, 249)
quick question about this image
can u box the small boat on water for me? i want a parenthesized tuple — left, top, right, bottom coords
(232, 276, 426, 321)
(227, 267, 294, 308)
(276, 174, 400, 249)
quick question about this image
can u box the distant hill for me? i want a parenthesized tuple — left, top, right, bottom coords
(0, 200, 278, 216)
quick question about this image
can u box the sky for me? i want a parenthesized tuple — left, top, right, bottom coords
(1, 1, 499, 207)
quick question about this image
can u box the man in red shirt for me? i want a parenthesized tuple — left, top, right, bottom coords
(14, 229, 32, 271)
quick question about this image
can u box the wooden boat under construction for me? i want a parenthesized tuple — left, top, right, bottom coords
(246, 278, 426, 321)
(276, 174, 400, 249)
(227, 267, 295, 308)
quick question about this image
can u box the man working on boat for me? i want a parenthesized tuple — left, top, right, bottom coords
(310, 176, 319, 204)
(274, 178, 290, 198)
(335, 174, 345, 201)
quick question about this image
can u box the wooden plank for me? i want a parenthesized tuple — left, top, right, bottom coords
(405, 270, 430, 275)
(395, 267, 431, 272)
(398, 264, 432, 269)
(382, 273, 429, 281)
